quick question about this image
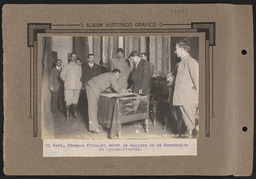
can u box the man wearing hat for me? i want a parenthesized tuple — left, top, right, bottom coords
(172, 39, 199, 137)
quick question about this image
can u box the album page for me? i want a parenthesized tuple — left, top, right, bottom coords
(3, 4, 254, 176)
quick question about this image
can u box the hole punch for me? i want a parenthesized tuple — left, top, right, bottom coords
(242, 126, 248, 132)
(241, 50, 247, 55)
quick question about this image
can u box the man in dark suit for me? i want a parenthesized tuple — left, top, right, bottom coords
(99, 60, 109, 73)
(49, 59, 64, 113)
(80, 54, 102, 119)
(85, 69, 121, 133)
(128, 51, 151, 94)
(81, 54, 102, 86)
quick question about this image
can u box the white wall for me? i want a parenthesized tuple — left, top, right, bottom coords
(52, 37, 73, 65)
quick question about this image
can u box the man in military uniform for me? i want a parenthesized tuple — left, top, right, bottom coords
(60, 53, 82, 120)
(172, 39, 199, 137)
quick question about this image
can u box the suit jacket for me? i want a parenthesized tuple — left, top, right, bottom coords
(100, 65, 109, 73)
(173, 54, 199, 105)
(49, 67, 63, 92)
(87, 72, 120, 99)
(60, 61, 82, 89)
(129, 59, 151, 94)
(81, 63, 102, 86)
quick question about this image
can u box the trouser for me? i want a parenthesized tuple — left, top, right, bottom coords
(51, 89, 64, 113)
(85, 84, 99, 131)
(179, 104, 197, 132)
(171, 106, 183, 133)
(64, 89, 81, 106)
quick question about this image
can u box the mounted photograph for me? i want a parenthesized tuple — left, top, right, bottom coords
(41, 35, 200, 140)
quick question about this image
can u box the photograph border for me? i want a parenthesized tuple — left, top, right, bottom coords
(27, 22, 216, 137)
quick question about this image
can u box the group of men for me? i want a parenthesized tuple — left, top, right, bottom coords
(49, 48, 152, 134)
(49, 38, 199, 137)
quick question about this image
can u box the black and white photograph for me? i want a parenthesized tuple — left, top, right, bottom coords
(3, 3, 254, 175)
(41, 36, 199, 139)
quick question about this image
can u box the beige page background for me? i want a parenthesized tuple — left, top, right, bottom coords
(3, 4, 254, 176)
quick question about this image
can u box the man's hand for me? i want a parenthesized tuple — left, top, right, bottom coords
(167, 74, 175, 86)
(168, 76, 174, 83)
(50, 87, 54, 92)
(83, 84, 87, 90)
(120, 89, 126, 94)
(128, 58, 134, 69)
(139, 89, 143, 94)
(127, 89, 132, 92)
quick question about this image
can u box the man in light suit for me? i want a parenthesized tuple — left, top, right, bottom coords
(85, 69, 121, 134)
(128, 51, 151, 94)
(49, 59, 64, 113)
(60, 53, 82, 120)
(172, 39, 199, 137)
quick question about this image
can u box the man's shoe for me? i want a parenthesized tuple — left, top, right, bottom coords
(73, 104, 78, 118)
(66, 105, 70, 121)
(90, 129, 102, 134)
(185, 130, 193, 138)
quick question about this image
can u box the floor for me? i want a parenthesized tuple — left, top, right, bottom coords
(42, 102, 198, 140)
(42, 90, 199, 139)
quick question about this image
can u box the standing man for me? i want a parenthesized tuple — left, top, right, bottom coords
(141, 52, 154, 77)
(128, 51, 151, 94)
(172, 39, 199, 137)
(110, 48, 131, 91)
(85, 69, 121, 133)
(60, 53, 82, 120)
(49, 59, 64, 113)
(81, 54, 102, 86)
(80, 54, 102, 120)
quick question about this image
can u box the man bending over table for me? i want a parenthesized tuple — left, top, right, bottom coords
(85, 68, 122, 134)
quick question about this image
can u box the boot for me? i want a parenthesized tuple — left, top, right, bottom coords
(73, 104, 78, 118)
(66, 105, 70, 121)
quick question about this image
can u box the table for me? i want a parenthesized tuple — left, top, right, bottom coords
(98, 92, 149, 138)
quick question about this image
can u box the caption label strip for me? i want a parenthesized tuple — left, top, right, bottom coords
(43, 139, 197, 157)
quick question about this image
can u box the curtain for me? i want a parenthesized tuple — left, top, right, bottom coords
(73, 37, 89, 64)
(102, 36, 118, 70)
(71, 36, 194, 77)
(42, 37, 52, 113)
(149, 36, 171, 76)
